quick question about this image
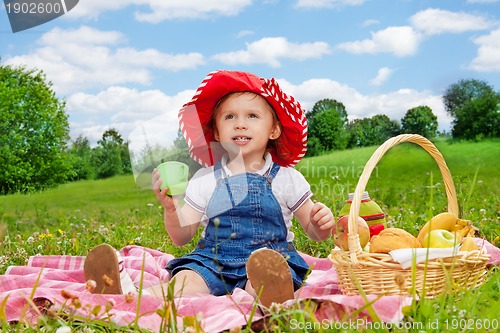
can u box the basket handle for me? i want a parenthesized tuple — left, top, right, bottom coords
(347, 134, 459, 259)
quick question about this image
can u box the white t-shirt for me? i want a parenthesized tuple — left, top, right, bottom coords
(184, 153, 312, 241)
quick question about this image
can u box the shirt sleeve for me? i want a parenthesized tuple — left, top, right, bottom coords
(184, 166, 216, 213)
(277, 167, 313, 213)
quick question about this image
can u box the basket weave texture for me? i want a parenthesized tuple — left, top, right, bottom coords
(328, 134, 490, 297)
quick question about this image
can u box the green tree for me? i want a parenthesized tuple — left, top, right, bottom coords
(172, 128, 199, 174)
(443, 79, 500, 139)
(348, 115, 400, 148)
(443, 79, 495, 118)
(452, 90, 500, 140)
(366, 115, 400, 145)
(304, 136, 324, 157)
(401, 106, 438, 138)
(347, 118, 371, 148)
(0, 64, 71, 193)
(92, 128, 125, 179)
(67, 135, 95, 180)
(121, 140, 132, 175)
(306, 99, 349, 156)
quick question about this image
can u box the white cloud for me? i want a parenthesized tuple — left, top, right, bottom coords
(336, 9, 497, 59)
(410, 8, 496, 35)
(237, 30, 255, 38)
(469, 29, 500, 72)
(212, 37, 330, 67)
(67, 86, 194, 145)
(4, 26, 205, 95)
(362, 19, 380, 28)
(277, 78, 451, 130)
(295, 0, 364, 9)
(337, 26, 422, 57)
(38, 25, 125, 45)
(68, 0, 252, 22)
(134, 0, 252, 23)
(113, 48, 204, 71)
(369, 67, 394, 86)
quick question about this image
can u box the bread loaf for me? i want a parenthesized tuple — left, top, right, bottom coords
(369, 228, 421, 253)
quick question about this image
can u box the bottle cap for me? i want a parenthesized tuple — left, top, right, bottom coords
(348, 191, 370, 201)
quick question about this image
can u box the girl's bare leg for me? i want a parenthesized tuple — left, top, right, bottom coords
(145, 269, 210, 298)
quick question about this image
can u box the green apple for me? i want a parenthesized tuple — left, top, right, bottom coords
(422, 229, 458, 248)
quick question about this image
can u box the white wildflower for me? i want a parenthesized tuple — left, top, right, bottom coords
(55, 326, 72, 333)
(98, 225, 109, 235)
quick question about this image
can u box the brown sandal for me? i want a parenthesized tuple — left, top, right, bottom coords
(84, 243, 122, 294)
(246, 248, 294, 308)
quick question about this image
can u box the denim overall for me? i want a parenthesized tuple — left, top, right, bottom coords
(166, 161, 310, 296)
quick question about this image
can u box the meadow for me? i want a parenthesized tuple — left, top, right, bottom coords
(0, 138, 499, 332)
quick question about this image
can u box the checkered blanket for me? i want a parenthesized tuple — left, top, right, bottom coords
(1, 240, 499, 332)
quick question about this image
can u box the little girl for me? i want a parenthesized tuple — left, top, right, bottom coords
(85, 70, 334, 308)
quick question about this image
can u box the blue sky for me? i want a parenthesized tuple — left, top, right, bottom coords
(1, 0, 499, 151)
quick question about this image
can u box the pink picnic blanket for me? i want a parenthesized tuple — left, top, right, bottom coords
(1, 241, 499, 332)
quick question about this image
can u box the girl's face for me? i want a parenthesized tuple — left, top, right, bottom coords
(213, 92, 281, 163)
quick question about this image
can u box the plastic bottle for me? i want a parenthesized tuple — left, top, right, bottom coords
(339, 191, 386, 236)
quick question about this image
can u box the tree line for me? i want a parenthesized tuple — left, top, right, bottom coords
(306, 101, 439, 156)
(305, 79, 500, 157)
(1, 63, 499, 194)
(68, 129, 131, 181)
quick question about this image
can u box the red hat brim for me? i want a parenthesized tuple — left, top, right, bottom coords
(178, 70, 307, 167)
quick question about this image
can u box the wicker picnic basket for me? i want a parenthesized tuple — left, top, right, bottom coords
(328, 134, 490, 298)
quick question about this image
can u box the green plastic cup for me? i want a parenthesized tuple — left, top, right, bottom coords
(157, 161, 188, 196)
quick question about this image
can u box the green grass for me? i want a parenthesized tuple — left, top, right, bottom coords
(0, 138, 499, 332)
(299, 138, 499, 241)
(0, 175, 156, 217)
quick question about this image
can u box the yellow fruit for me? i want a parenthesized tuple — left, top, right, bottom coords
(460, 236, 478, 251)
(459, 226, 470, 238)
(456, 218, 470, 227)
(453, 230, 464, 243)
(417, 212, 458, 244)
(468, 226, 478, 237)
(452, 219, 471, 232)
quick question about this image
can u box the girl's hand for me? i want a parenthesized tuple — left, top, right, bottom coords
(152, 168, 177, 212)
(310, 202, 335, 231)
(152, 169, 201, 246)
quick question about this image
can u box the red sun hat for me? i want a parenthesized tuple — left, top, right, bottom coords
(178, 70, 308, 167)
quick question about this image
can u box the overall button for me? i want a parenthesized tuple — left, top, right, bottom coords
(287, 243, 294, 251)
(198, 242, 205, 249)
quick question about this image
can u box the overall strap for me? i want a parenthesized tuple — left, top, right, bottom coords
(265, 162, 281, 183)
(213, 161, 223, 181)
(213, 161, 236, 206)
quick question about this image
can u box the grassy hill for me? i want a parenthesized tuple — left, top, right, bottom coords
(302, 138, 499, 208)
(0, 138, 498, 256)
